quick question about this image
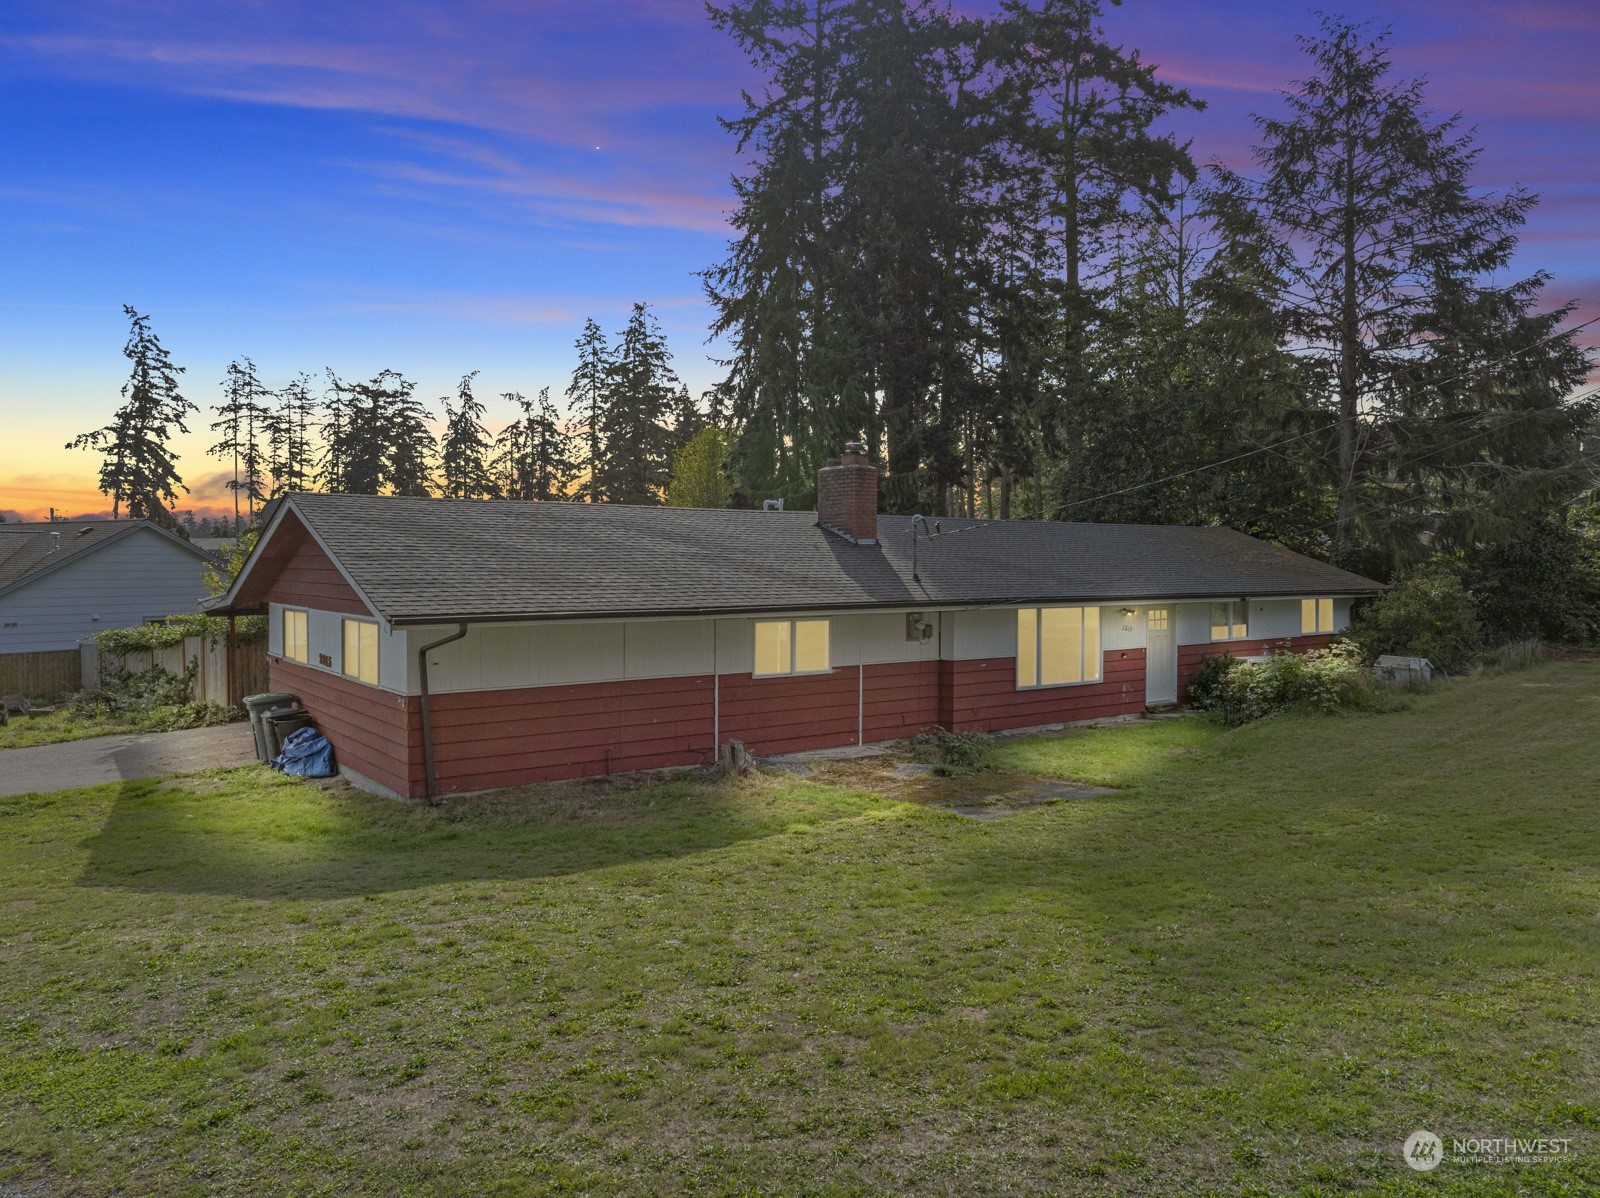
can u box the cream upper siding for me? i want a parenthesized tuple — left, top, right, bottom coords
(268, 596, 1356, 698)
(0, 528, 211, 653)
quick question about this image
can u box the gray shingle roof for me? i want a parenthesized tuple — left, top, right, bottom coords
(0, 520, 208, 596)
(225, 493, 1382, 624)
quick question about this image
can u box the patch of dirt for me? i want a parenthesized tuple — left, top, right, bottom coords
(803, 755, 1117, 818)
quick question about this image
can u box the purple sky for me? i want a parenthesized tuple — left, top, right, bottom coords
(2, 0, 1596, 520)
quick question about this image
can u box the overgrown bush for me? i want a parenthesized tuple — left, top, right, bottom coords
(1188, 643, 1396, 727)
(905, 729, 994, 774)
(1464, 519, 1600, 646)
(70, 661, 237, 731)
(1345, 565, 1483, 674)
(94, 612, 265, 655)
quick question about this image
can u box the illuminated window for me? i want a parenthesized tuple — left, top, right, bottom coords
(1017, 606, 1101, 688)
(342, 618, 379, 685)
(1210, 601, 1249, 642)
(282, 608, 308, 664)
(753, 619, 830, 677)
(1147, 608, 1169, 632)
(1301, 597, 1335, 634)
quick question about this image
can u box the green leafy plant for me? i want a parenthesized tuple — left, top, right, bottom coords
(93, 612, 264, 655)
(71, 661, 237, 731)
(905, 729, 994, 774)
(1188, 643, 1396, 727)
(1345, 565, 1483, 674)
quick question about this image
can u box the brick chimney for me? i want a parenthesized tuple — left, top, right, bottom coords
(816, 441, 878, 545)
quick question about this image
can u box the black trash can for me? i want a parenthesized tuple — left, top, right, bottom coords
(265, 708, 317, 763)
(243, 692, 299, 762)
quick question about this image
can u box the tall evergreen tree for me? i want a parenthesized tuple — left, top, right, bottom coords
(596, 303, 682, 504)
(67, 306, 197, 528)
(208, 357, 272, 528)
(494, 388, 579, 501)
(567, 319, 612, 501)
(1220, 14, 1593, 564)
(438, 372, 499, 499)
(318, 370, 435, 496)
(265, 373, 318, 498)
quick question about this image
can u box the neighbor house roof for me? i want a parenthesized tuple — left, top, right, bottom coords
(209, 493, 1383, 625)
(0, 519, 212, 599)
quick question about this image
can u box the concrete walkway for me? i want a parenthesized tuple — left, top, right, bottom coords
(0, 722, 257, 797)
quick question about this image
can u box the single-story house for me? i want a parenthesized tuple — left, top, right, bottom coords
(205, 446, 1382, 799)
(0, 520, 216, 696)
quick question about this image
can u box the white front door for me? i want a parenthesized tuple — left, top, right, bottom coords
(1146, 608, 1177, 705)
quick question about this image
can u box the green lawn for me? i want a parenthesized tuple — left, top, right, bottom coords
(2, 665, 1598, 1195)
(0, 708, 143, 750)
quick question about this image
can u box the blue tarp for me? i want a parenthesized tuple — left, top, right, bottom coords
(272, 726, 336, 777)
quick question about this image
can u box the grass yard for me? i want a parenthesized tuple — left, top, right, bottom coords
(2, 665, 1598, 1195)
(0, 709, 144, 750)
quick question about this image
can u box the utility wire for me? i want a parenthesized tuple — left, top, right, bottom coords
(1043, 315, 1600, 520)
(1272, 383, 1600, 543)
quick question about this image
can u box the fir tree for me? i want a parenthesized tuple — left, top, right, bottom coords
(209, 357, 272, 528)
(439, 372, 499, 499)
(1221, 15, 1593, 562)
(319, 370, 434, 496)
(596, 303, 681, 504)
(566, 319, 612, 501)
(494, 388, 579, 501)
(265, 373, 318, 498)
(67, 306, 198, 528)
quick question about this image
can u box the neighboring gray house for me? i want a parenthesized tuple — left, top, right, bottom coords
(0, 520, 214, 654)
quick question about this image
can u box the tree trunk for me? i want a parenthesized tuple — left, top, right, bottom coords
(1336, 132, 1360, 550)
(999, 465, 1012, 520)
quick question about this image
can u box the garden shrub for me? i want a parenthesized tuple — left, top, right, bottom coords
(1187, 642, 1395, 728)
(1345, 565, 1482, 674)
(94, 612, 264, 655)
(70, 661, 238, 732)
(905, 728, 994, 773)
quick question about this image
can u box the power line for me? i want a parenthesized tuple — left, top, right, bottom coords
(1045, 315, 1600, 520)
(1272, 383, 1600, 543)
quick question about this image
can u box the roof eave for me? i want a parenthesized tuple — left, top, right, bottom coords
(384, 585, 1383, 627)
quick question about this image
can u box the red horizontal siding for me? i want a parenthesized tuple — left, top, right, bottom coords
(266, 525, 370, 615)
(1177, 633, 1337, 701)
(718, 668, 859, 756)
(422, 674, 717, 794)
(861, 660, 942, 742)
(276, 636, 1348, 799)
(947, 650, 1147, 733)
(270, 658, 416, 796)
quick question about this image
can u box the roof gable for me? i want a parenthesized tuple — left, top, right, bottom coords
(0, 520, 211, 599)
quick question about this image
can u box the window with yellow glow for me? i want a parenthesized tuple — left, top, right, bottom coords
(753, 619, 830, 677)
(282, 608, 308, 664)
(342, 618, 379, 685)
(1210, 601, 1249, 641)
(1301, 597, 1335, 634)
(1016, 606, 1101, 688)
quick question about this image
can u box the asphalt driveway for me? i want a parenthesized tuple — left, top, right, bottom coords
(0, 722, 257, 797)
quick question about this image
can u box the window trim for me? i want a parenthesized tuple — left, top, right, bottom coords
(281, 606, 309, 664)
(1016, 605, 1102, 690)
(752, 618, 831, 678)
(1301, 597, 1336, 635)
(1209, 600, 1251, 643)
(341, 617, 380, 686)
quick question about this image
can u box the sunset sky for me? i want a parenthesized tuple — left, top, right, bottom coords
(2, 0, 1596, 522)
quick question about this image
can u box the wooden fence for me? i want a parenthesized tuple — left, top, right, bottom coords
(0, 650, 83, 703)
(80, 635, 269, 707)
